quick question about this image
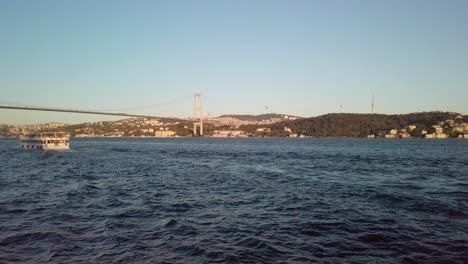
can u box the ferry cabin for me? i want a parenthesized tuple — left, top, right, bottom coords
(20, 132, 70, 150)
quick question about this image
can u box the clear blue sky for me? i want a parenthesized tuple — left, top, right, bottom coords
(1, 0, 467, 124)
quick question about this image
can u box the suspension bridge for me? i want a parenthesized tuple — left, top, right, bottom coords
(0, 105, 163, 119)
(0, 93, 208, 135)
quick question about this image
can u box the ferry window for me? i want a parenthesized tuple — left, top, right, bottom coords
(27, 145, 29, 148)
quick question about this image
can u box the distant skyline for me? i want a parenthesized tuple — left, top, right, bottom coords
(1, 0, 467, 125)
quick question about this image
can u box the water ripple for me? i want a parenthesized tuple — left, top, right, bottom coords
(0, 138, 467, 263)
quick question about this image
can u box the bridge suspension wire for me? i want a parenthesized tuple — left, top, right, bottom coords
(0, 94, 193, 112)
(201, 94, 217, 118)
(93, 95, 193, 112)
(0, 105, 168, 119)
(0, 93, 194, 114)
(0, 93, 196, 120)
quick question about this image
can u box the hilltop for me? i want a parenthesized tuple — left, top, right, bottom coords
(219, 113, 301, 122)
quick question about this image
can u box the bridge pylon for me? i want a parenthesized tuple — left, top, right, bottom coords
(193, 93, 203, 136)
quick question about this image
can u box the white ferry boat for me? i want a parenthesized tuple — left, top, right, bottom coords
(20, 132, 70, 150)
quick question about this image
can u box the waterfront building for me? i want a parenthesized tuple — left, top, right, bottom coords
(212, 130, 245, 137)
(401, 133, 411, 139)
(425, 133, 435, 139)
(436, 133, 448, 139)
(155, 130, 176, 137)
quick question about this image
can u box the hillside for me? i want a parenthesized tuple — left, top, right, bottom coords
(240, 112, 468, 137)
(2, 111, 467, 138)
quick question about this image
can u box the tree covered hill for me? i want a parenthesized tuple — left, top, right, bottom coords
(241, 112, 467, 137)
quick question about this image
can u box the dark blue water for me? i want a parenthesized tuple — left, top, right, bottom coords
(0, 138, 467, 263)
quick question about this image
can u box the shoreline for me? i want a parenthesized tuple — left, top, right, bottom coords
(1, 136, 466, 140)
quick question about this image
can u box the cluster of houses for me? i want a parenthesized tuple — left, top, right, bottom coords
(423, 124, 449, 139)
(5, 114, 467, 139)
(370, 118, 468, 139)
(211, 126, 306, 138)
(212, 130, 247, 138)
(209, 115, 297, 129)
(6, 122, 66, 136)
(74, 118, 180, 138)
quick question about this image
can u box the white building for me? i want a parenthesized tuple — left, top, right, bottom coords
(425, 133, 435, 139)
(432, 125, 444, 134)
(426, 133, 447, 139)
(212, 130, 245, 137)
(155, 131, 176, 137)
(461, 123, 468, 132)
(401, 133, 411, 139)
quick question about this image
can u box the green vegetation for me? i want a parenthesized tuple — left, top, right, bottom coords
(241, 112, 467, 138)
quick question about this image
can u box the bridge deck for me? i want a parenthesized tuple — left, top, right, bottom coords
(0, 105, 163, 119)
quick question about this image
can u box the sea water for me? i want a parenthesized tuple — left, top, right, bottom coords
(0, 138, 466, 263)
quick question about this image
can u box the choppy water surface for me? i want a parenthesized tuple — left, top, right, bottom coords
(0, 138, 467, 263)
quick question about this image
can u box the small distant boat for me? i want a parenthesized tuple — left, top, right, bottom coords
(20, 132, 70, 150)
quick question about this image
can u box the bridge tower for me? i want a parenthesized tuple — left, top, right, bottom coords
(193, 93, 203, 136)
